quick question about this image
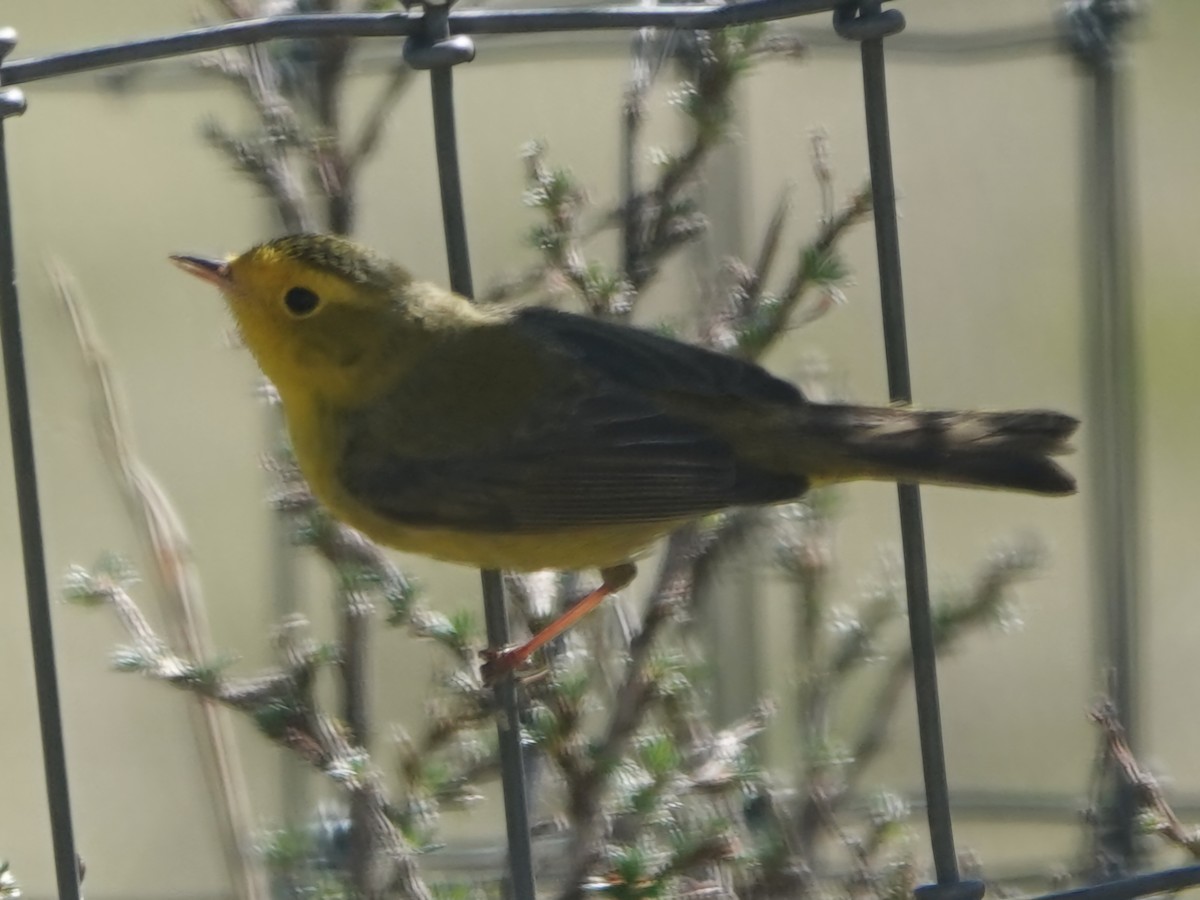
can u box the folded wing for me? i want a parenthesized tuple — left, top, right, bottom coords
(336, 307, 807, 532)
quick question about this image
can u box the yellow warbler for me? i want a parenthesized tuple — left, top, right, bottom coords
(172, 233, 1077, 675)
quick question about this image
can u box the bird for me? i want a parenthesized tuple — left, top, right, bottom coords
(171, 233, 1078, 679)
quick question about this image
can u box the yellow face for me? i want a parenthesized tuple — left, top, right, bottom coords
(172, 236, 407, 403)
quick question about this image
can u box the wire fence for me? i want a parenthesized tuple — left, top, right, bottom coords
(0, 0, 1166, 898)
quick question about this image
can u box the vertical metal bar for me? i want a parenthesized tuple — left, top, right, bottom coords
(1079, 17, 1141, 870)
(0, 33, 82, 900)
(420, 13, 537, 898)
(857, 26, 960, 887)
(479, 569, 537, 900)
(430, 65, 475, 298)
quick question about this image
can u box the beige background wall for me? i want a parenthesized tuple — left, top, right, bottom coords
(1, 1, 1198, 896)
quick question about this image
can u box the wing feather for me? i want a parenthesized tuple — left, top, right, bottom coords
(337, 308, 807, 532)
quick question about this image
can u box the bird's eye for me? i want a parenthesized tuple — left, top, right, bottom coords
(284, 286, 320, 316)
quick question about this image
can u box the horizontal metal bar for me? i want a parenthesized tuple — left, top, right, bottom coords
(873, 787, 1200, 825)
(2, 14, 411, 84)
(449, 0, 849, 34)
(3, 20, 1077, 97)
(874, 23, 1058, 61)
(1020, 863, 1200, 900)
(1, 0, 866, 86)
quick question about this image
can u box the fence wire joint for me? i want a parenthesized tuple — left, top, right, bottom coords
(1060, 0, 1139, 67)
(833, 0, 905, 41)
(0, 28, 26, 119)
(403, 3, 475, 70)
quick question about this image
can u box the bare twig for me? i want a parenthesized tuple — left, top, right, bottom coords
(52, 262, 270, 900)
(341, 584, 374, 892)
(1090, 701, 1200, 857)
(620, 24, 668, 285)
(349, 62, 417, 169)
(205, 17, 315, 232)
(310, 1, 355, 233)
(745, 187, 793, 313)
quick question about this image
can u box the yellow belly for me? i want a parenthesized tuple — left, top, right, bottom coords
(335, 508, 678, 571)
(286, 397, 681, 571)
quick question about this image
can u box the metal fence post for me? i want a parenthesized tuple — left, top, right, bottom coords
(1063, 0, 1142, 873)
(404, 11, 539, 899)
(834, 3, 981, 898)
(0, 28, 83, 900)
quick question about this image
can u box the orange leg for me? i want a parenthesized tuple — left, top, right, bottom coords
(481, 563, 637, 683)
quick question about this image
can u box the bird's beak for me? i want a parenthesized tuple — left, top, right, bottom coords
(169, 253, 231, 288)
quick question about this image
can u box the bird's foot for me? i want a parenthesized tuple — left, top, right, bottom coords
(479, 645, 536, 685)
(478, 563, 638, 685)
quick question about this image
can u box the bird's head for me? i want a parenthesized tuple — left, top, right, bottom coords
(172, 233, 421, 402)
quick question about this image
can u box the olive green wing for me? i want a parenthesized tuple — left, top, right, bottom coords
(336, 308, 807, 532)
(513, 306, 805, 408)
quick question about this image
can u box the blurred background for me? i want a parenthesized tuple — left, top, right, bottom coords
(0, 0, 1197, 897)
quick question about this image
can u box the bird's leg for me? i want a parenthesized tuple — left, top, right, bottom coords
(480, 563, 637, 683)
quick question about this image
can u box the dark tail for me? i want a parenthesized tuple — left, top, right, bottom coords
(791, 404, 1079, 495)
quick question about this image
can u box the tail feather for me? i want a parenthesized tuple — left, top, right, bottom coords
(794, 405, 1079, 495)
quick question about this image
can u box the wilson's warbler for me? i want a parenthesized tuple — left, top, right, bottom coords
(172, 233, 1077, 676)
